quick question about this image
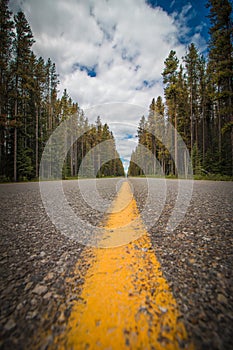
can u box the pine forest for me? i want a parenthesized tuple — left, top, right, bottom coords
(129, 0, 233, 179)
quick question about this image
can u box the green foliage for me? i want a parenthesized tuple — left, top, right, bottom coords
(191, 143, 202, 175)
(17, 147, 34, 180)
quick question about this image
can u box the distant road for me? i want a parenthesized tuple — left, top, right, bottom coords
(0, 179, 232, 349)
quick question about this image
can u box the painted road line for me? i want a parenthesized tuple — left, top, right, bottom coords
(58, 181, 194, 349)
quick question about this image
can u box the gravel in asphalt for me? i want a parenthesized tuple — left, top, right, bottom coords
(0, 179, 119, 349)
(0, 178, 232, 349)
(130, 178, 233, 350)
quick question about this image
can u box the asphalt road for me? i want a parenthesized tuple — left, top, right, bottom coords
(0, 178, 232, 349)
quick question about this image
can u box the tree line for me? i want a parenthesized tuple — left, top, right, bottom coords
(128, 0, 233, 178)
(0, 0, 124, 181)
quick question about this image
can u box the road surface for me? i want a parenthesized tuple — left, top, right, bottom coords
(0, 178, 232, 349)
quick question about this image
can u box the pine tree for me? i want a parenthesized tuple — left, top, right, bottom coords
(184, 43, 200, 152)
(162, 50, 179, 175)
(176, 65, 190, 145)
(154, 96, 167, 174)
(207, 0, 233, 175)
(197, 55, 208, 163)
(147, 98, 157, 174)
(12, 11, 35, 180)
(0, 0, 14, 178)
(33, 56, 47, 178)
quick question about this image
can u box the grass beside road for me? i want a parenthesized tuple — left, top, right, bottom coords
(0, 173, 232, 183)
(128, 174, 233, 181)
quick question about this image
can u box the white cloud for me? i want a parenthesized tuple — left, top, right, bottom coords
(9, 0, 206, 169)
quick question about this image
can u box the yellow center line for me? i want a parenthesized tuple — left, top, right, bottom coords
(57, 181, 194, 349)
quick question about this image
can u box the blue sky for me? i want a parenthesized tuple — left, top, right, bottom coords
(147, 0, 210, 43)
(9, 0, 211, 171)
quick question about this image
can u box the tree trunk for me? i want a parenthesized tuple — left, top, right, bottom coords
(74, 141, 77, 176)
(14, 127, 17, 182)
(70, 135, 74, 177)
(184, 149, 187, 178)
(231, 127, 233, 176)
(153, 140, 157, 175)
(190, 92, 193, 152)
(174, 109, 178, 176)
(217, 99, 221, 162)
(202, 107, 205, 162)
(14, 98, 18, 182)
(81, 139, 84, 176)
(195, 116, 198, 149)
(35, 104, 39, 178)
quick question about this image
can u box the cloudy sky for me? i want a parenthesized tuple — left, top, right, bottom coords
(9, 0, 209, 171)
